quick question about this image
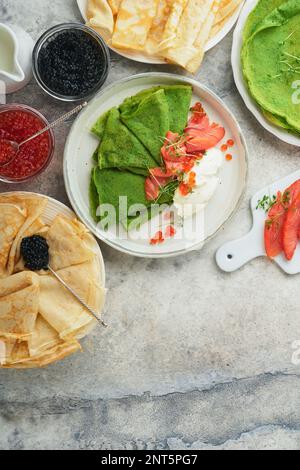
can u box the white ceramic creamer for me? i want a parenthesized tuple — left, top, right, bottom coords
(0, 23, 34, 94)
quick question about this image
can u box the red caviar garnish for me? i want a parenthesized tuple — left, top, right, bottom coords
(227, 139, 234, 147)
(165, 225, 176, 238)
(221, 144, 228, 152)
(188, 171, 196, 186)
(150, 231, 164, 245)
(182, 160, 195, 173)
(179, 182, 191, 196)
(225, 154, 233, 161)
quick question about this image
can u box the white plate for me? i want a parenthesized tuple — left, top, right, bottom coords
(64, 73, 248, 258)
(2, 191, 106, 285)
(232, 0, 300, 147)
(77, 0, 245, 64)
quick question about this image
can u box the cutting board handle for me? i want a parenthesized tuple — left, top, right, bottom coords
(216, 228, 265, 272)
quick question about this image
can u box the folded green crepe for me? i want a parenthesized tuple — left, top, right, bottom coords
(119, 85, 192, 135)
(90, 167, 177, 228)
(92, 167, 151, 226)
(97, 108, 158, 172)
(89, 168, 100, 222)
(91, 111, 110, 140)
(120, 89, 170, 163)
(242, 0, 286, 43)
(242, 0, 300, 134)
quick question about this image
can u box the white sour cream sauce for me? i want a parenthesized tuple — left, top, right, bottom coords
(173, 148, 224, 218)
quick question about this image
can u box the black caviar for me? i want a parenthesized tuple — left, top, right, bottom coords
(21, 235, 50, 271)
(37, 28, 106, 98)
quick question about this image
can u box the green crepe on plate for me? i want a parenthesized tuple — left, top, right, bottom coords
(92, 167, 151, 227)
(120, 89, 170, 164)
(97, 108, 157, 173)
(242, 0, 300, 134)
(242, 0, 286, 43)
(90, 167, 177, 229)
(91, 111, 110, 140)
(89, 168, 100, 222)
(119, 85, 193, 135)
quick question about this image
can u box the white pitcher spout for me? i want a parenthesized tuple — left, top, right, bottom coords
(0, 23, 25, 82)
(10, 58, 25, 82)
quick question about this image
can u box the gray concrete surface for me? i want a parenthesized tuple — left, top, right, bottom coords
(0, 0, 299, 450)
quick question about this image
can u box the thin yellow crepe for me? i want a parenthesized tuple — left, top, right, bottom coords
(28, 315, 63, 357)
(39, 259, 105, 340)
(3, 340, 81, 368)
(145, 0, 175, 56)
(46, 216, 94, 271)
(186, 0, 221, 73)
(0, 194, 48, 277)
(158, 0, 188, 51)
(1, 314, 81, 367)
(214, 0, 242, 25)
(86, 0, 115, 42)
(0, 272, 40, 340)
(210, 0, 242, 38)
(0, 202, 26, 279)
(162, 0, 215, 67)
(112, 0, 159, 51)
(0, 336, 15, 364)
(108, 0, 122, 15)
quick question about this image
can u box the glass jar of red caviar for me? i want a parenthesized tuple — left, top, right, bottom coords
(0, 104, 55, 183)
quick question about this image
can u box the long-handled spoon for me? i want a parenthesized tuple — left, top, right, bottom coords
(48, 266, 107, 328)
(0, 102, 87, 168)
(21, 235, 107, 328)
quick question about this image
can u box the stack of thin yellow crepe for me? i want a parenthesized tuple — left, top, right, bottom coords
(0, 194, 106, 369)
(86, 0, 243, 73)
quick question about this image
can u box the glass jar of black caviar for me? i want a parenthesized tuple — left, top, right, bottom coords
(33, 23, 110, 102)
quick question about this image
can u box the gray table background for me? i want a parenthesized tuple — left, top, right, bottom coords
(0, 0, 299, 450)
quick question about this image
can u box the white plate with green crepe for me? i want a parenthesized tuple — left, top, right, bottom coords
(64, 73, 248, 258)
(232, 0, 300, 147)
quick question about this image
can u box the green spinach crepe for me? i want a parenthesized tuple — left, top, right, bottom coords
(90, 167, 175, 230)
(119, 85, 193, 135)
(96, 108, 157, 173)
(242, 0, 286, 42)
(89, 85, 192, 230)
(242, 0, 300, 134)
(120, 89, 170, 163)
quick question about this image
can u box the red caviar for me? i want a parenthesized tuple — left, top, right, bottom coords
(179, 182, 191, 196)
(0, 140, 16, 167)
(0, 106, 53, 182)
(165, 225, 176, 238)
(150, 231, 164, 245)
(225, 154, 233, 161)
(221, 144, 228, 152)
(227, 139, 234, 147)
